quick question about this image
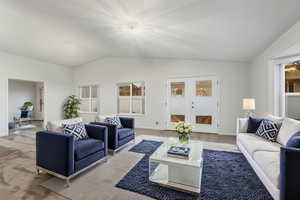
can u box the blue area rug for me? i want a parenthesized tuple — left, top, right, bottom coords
(116, 140, 273, 200)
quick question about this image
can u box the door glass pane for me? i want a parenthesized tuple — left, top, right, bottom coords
(171, 82, 185, 96)
(196, 80, 212, 96)
(119, 85, 131, 96)
(196, 116, 212, 124)
(118, 97, 130, 113)
(91, 86, 98, 98)
(81, 86, 90, 98)
(285, 62, 300, 93)
(171, 115, 185, 122)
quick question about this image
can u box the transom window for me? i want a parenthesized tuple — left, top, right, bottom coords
(79, 85, 98, 113)
(117, 82, 145, 115)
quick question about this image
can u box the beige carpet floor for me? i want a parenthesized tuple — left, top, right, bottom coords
(40, 133, 238, 200)
(0, 128, 236, 200)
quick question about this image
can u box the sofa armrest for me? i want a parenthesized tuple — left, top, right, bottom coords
(280, 147, 300, 200)
(236, 118, 249, 134)
(90, 122, 118, 150)
(85, 124, 108, 155)
(119, 117, 135, 129)
(36, 131, 74, 177)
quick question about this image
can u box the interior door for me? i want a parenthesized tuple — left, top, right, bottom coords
(166, 79, 189, 129)
(190, 77, 220, 132)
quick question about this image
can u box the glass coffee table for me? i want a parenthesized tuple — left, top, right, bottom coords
(149, 140, 203, 195)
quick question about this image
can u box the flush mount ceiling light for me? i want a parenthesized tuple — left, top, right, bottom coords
(115, 18, 155, 38)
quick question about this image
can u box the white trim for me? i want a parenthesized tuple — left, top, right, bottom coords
(286, 93, 300, 96)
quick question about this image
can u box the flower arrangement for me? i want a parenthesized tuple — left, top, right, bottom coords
(175, 122, 193, 143)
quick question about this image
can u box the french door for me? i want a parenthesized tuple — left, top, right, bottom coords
(166, 76, 220, 133)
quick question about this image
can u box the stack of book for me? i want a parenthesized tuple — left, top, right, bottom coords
(167, 146, 191, 159)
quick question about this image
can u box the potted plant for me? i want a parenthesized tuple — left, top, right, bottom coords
(175, 122, 193, 144)
(20, 101, 33, 111)
(63, 95, 81, 119)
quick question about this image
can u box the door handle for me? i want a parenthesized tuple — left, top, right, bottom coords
(192, 106, 195, 109)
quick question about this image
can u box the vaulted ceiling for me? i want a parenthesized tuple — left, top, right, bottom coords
(1, 0, 300, 66)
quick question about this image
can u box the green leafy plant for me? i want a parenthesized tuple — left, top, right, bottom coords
(20, 101, 33, 111)
(63, 95, 81, 119)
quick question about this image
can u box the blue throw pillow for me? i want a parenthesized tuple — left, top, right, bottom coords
(255, 119, 279, 142)
(63, 122, 88, 140)
(247, 117, 263, 133)
(287, 131, 300, 148)
(105, 116, 123, 129)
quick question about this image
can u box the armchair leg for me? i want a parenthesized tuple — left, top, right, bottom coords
(36, 168, 40, 175)
(65, 178, 70, 187)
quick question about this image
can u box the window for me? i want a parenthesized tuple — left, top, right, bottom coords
(117, 82, 145, 115)
(285, 62, 300, 93)
(79, 85, 98, 113)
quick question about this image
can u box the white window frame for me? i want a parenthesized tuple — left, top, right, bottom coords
(79, 85, 99, 114)
(117, 81, 145, 116)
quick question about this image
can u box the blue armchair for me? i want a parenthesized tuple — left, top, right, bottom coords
(36, 124, 108, 186)
(91, 117, 135, 154)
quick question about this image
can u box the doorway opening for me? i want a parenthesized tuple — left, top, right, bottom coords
(275, 60, 300, 120)
(8, 79, 45, 134)
(166, 76, 220, 133)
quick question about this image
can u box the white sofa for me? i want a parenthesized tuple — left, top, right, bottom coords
(237, 118, 281, 200)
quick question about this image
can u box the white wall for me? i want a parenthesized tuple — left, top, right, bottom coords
(250, 21, 300, 116)
(8, 79, 37, 121)
(74, 57, 250, 134)
(0, 51, 74, 136)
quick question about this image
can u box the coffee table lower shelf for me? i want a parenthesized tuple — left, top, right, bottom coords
(149, 163, 202, 196)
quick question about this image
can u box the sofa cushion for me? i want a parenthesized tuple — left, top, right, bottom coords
(75, 138, 104, 161)
(277, 118, 300, 146)
(286, 131, 300, 148)
(255, 119, 279, 142)
(118, 128, 134, 140)
(266, 114, 284, 124)
(253, 151, 280, 189)
(247, 117, 263, 133)
(237, 133, 281, 157)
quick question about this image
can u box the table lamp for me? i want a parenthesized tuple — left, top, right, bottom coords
(243, 98, 255, 117)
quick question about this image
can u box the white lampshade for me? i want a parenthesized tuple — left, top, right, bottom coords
(243, 98, 255, 110)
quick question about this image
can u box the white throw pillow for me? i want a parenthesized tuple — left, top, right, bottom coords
(95, 114, 116, 122)
(47, 117, 83, 133)
(276, 118, 300, 145)
(95, 115, 107, 122)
